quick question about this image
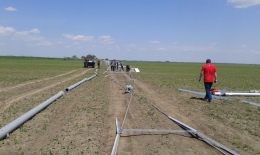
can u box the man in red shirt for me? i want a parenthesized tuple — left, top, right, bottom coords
(199, 59, 217, 102)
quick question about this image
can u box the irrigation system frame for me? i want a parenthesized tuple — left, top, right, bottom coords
(108, 72, 239, 155)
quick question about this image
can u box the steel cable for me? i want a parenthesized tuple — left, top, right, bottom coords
(132, 93, 233, 155)
(120, 78, 135, 130)
(120, 92, 133, 130)
(107, 69, 234, 155)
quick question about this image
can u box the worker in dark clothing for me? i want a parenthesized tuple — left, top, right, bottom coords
(97, 59, 101, 69)
(111, 60, 116, 71)
(120, 61, 124, 71)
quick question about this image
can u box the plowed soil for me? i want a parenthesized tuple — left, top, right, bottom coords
(0, 66, 257, 154)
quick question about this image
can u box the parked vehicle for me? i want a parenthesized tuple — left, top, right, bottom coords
(84, 59, 96, 68)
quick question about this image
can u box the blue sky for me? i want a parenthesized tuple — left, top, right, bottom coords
(1, 0, 260, 64)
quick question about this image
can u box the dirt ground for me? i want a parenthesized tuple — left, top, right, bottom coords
(0, 66, 258, 154)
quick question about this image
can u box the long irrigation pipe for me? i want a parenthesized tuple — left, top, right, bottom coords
(214, 92, 260, 96)
(66, 69, 98, 92)
(122, 129, 193, 134)
(65, 74, 97, 91)
(212, 89, 260, 96)
(0, 91, 64, 140)
(178, 88, 231, 101)
(0, 71, 98, 140)
(242, 100, 260, 107)
(111, 118, 121, 155)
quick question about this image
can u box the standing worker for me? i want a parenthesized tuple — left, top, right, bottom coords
(97, 59, 101, 69)
(198, 59, 217, 102)
(116, 61, 119, 70)
(111, 60, 116, 71)
(120, 61, 124, 71)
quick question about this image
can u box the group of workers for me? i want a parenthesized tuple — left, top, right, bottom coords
(110, 60, 124, 71)
(106, 58, 217, 103)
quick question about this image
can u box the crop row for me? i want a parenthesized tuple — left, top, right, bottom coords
(0, 57, 83, 88)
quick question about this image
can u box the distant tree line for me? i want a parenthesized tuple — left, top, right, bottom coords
(82, 54, 96, 61)
(63, 54, 96, 60)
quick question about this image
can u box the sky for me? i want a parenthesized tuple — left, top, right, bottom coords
(1, 0, 260, 64)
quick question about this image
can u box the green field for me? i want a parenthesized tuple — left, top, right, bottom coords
(0, 56, 83, 87)
(1, 56, 260, 100)
(126, 61, 260, 152)
(0, 56, 260, 154)
(127, 61, 260, 101)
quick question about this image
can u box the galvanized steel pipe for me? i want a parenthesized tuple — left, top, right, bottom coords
(111, 118, 121, 155)
(242, 100, 260, 107)
(178, 88, 231, 101)
(222, 92, 260, 96)
(122, 129, 193, 133)
(65, 74, 96, 92)
(0, 91, 64, 140)
(168, 116, 239, 155)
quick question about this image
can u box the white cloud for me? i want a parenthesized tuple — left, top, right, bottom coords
(1, 27, 52, 47)
(15, 29, 40, 36)
(99, 35, 114, 44)
(15, 29, 43, 41)
(37, 41, 52, 46)
(0, 26, 15, 35)
(30, 29, 40, 34)
(228, 0, 260, 8)
(5, 6, 17, 12)
(149, 40, 160, 44)
(63, 33, 94, 41)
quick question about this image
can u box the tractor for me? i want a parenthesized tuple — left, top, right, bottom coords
(84, 59, 96, 68)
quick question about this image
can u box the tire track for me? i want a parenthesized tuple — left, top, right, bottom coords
(103, 71, 134, 154)
(113, 73, 223, 154)
(0, 69, 81, 92)
(0, 69, 91, 113)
